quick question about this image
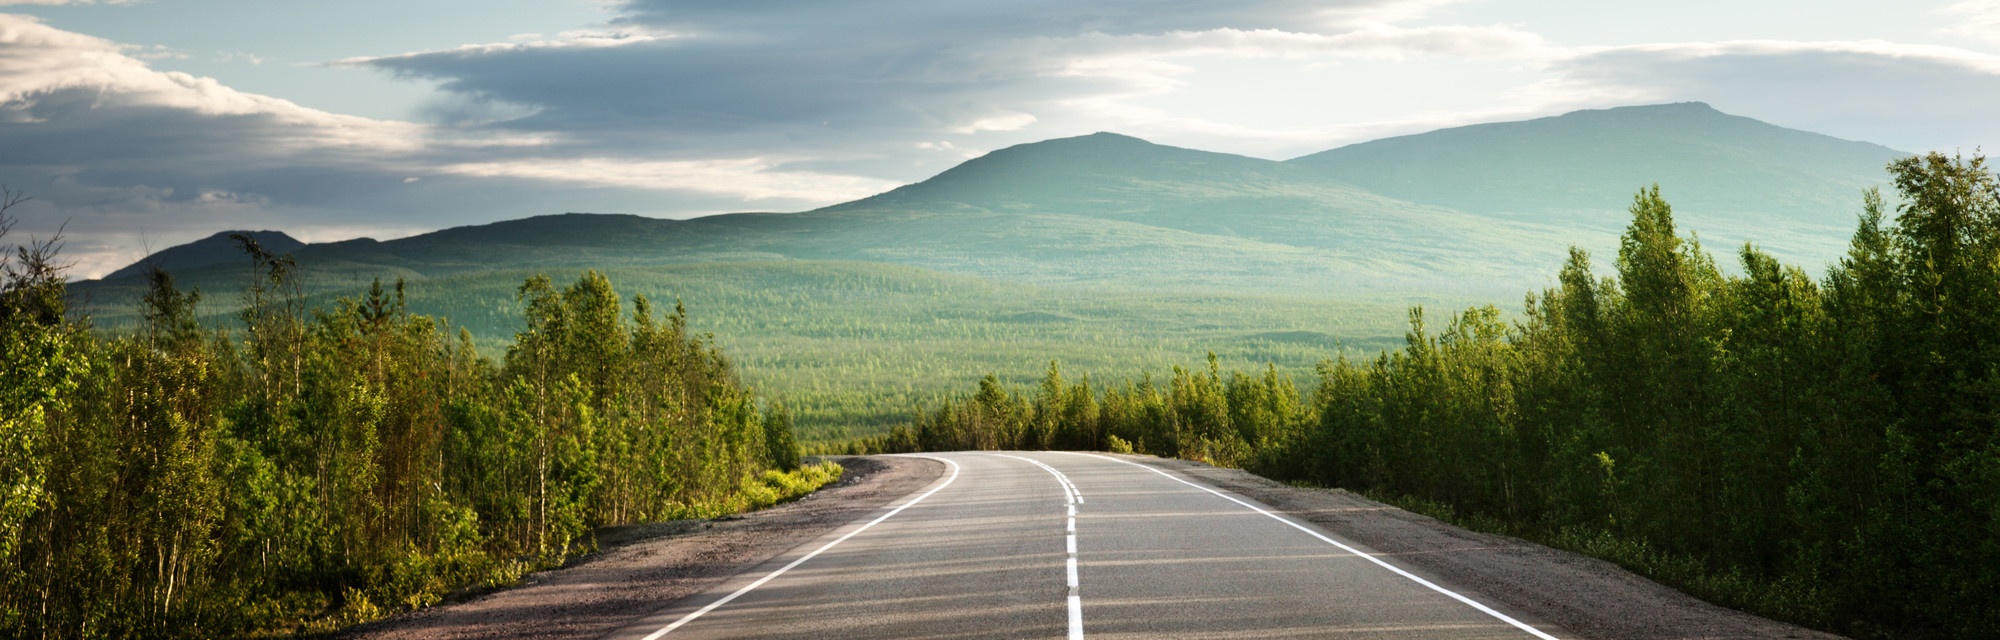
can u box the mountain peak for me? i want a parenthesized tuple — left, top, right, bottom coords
(1544, 101, 1744, 126)
(1057, 131, 1150, 143)
(830, 131, 1285, 212)
(1584, 101, 1717, 114)
(973, 131, 1163, 159)
(105, 229, 305, 281)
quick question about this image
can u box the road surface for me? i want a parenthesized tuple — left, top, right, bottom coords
(600, 451, 1570, 639)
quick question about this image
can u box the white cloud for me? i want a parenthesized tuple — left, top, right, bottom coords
(950, 112, 1038, 134)
(119, 43, 185, 61)
(0, 14, 908, 276)
(1939, 0, 2000, 43)
(0, 15, 425, 151)
(336, 26, 670, 67)
(1079, 24, 1553, 62)
(10, 0, 2000, 278)
(436, 156, 900, 202)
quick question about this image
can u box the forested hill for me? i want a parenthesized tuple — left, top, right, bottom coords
(83, 103, 1903, 304)
(102, 230, 303, 280)
(835, 131, 1313, 211)
(69, 102, 1913, 437)
(1289, 102, 1906, 258)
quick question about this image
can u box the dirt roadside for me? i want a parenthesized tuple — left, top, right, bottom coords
(1125, 454, 1842, 640)
(340, 455, 946, 640)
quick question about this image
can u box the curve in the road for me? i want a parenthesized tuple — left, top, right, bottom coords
(991, 453, 1084, 640)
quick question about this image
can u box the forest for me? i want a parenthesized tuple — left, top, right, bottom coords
(847, 153, 2000, 639)
(80, 257, 1415, 443)
(0, 213, 825, 638)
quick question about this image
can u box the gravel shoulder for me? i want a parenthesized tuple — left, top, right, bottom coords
(340, 455, 946, 640)
(1121, 454, 1842, 640)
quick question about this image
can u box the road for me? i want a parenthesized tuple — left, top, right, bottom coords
(601, 451, 1570, 639)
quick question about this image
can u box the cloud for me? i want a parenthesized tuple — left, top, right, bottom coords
(11, 0, 2000, 278)
(1939, 0, 2000, 43)
(349, 0, 1525, 167)
(0, 15, 425, 148)
(435, 156, 899, 202)
(611, 0, 1461, 35)
(0, 14, 895, 276)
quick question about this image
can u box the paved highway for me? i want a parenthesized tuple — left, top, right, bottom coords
(602, 452, 1570, 639)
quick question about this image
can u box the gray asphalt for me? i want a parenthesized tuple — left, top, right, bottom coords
(601, 452, 1570, 640)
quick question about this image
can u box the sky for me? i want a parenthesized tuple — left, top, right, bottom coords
(4, 0, 2000, 277)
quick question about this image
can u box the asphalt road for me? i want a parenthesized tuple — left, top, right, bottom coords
(601, 452, 1571, 639)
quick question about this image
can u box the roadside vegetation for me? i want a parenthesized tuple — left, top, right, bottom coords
(82, 260, 1416, 443)
(0, 208, 825, 638)
(847, 153, 2000, 640)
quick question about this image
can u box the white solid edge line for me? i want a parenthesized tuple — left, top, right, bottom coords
(638, 455, 962, 639)
(1056, 452, 1562, 640)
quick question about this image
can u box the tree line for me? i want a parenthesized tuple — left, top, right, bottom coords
(850, 153, 2000, 639)
(0, 214, 819, 638)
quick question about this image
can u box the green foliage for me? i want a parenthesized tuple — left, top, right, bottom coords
(762, 403, 802, 471)
(868, 352, 1311, 474)
(0, 224, 814, 639)
(0, 189, 88, 632)
(1104, 434, 1134, 454)
(79, 259, 1414, 443)
(876, 157, 2000, 639)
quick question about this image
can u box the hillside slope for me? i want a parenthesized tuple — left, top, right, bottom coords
(1289, 102, 1907, 264)
(71, 103, 1906, 435)
(103, 230, 303, 280)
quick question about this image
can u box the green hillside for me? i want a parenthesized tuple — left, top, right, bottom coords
(69, 102, 1903, 438)
(832, 132, 1574, 294)
(1289, 102, 1908, 266)
(102, 230, 304, 280)
(75, 259, 1413, 441)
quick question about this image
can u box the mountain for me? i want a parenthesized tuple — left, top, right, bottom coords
(817, 131, 1580, 294)
(844, 132, 1303, 212)
(92, 104, 1902, 300)
(72, 103, 1915, 436)
(102, 230, 304, 281)
(1289, 102, 1906, 260)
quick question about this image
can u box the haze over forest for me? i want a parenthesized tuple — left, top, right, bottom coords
(75, 102, 1907, 438)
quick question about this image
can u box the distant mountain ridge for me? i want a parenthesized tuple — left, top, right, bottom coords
(838, 132, 1308, 213)
(76, 102, 1918, 434)
(1288, 102, 1904, 223)
(104, 230, 304, 281)
(91, 102, 1909, 304)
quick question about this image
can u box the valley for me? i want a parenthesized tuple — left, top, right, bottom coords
(71, 102, 1904, 440)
